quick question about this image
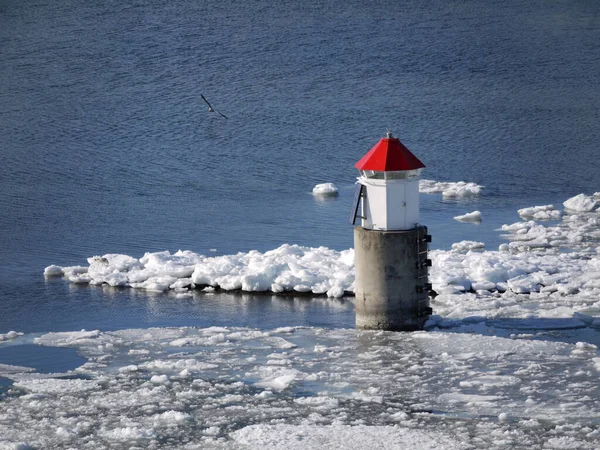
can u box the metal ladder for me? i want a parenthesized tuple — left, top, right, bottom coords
(415, 226, 433, 317)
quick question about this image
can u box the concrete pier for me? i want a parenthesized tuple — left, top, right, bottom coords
(354, 226, 431, 331)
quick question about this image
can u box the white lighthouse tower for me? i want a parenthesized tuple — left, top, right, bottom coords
(354, 131, 425, 231)
(351, 131, 431, 331)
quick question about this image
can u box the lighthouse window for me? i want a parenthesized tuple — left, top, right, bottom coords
(385, 171, 408, 180)
(363, 170, 384, 179)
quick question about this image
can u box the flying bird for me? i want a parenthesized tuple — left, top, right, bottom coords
(200, 94, 228, 119)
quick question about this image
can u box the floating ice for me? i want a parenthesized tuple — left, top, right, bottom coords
(0, 363, 35, 375)
(13, 378, 100, 394)
(255, 369, 299, 391)
(0, 327, 598, 448)
(45, 245, 355, 298)
(518, 204, 562, 221)
(0, 331, 23, 342)
(18, 192, 600, 448)
(43, 265, 63, 277)
(453, 211, 482, 223)
(419, 179, 483, 198)
(450, 240, 485, 252)
(41, 193, 600, 324)
(500, 209, 600, 252)
(34, 330, 101, 347)
(231, 424, 466, 449)
(312, 182, 339, 196)
(563, 193, 599, 212)
(429, 244, 600, 321)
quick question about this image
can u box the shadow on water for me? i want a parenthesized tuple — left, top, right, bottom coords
(1, 278, 356, 334)
(8, 278, 599, 344)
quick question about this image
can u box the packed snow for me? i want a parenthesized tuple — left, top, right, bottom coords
(453, 211, 482, 223)
(312, 183, 339, 196)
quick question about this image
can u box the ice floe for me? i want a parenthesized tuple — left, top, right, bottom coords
(12, 191, 600, 449)
(517, 204, 562, 221)
(0, 327, 598, 448)
(563, 193, 599, 212)
(312, 183, 339, 196)
(500, 215, 600, 252)
(450, 240, 485, 252)
(41, 193, 600, 327)
(453, 211, 482, 223)
(46, 245, 355, 298)
(231, 424, 466, 449)
(419, 179, 483, 198)
(0, 331, 23, 343)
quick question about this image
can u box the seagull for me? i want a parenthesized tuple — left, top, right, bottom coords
(200, 94, 228, 119)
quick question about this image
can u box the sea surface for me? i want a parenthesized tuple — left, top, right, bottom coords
(1, 0, 599, 340)
(0, 0, 599, 446)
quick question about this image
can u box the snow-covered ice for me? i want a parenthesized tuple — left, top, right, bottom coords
(0, 327, 598, 449)
(419, 179, 483, 198)
(46, 245, 355, 298)
(231, 424, 466, 449)
(42, 193, 600, 327)
(27, 192, 600, 448)
(453, 211, 482, 223)
(0, 331, 23, 342)
(312, 183, 339, 196)
(450, 240, 485, 252)
(563, 193, 599, 212)
(517, 204, 562, 221)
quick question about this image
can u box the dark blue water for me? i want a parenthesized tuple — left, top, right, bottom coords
(1, 0, 599, 349)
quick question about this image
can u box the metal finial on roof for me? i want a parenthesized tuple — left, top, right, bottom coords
(386, 130, 393, 138)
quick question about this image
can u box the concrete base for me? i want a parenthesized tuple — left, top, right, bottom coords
(354, 226, 431, 331)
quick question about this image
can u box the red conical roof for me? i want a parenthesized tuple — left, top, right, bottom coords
(355, 133, 425, 171)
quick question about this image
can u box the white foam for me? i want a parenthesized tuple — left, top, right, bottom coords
(19, 192, 600, 448)
(312, 182, 339, 196)
(0, 443, 35, 450)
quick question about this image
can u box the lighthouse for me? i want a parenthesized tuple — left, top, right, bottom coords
(350, 131, 432, 331)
